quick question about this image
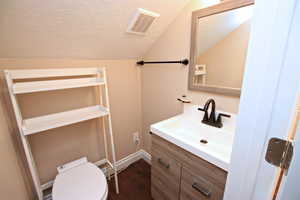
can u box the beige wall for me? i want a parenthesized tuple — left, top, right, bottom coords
(141, 0, 240, 153)
(0, 102, 32, 199)
(0, 1, 246, 199)
(0, 59, 142, 199)
(197, 21, 251, 88)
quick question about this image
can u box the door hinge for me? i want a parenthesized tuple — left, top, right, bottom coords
(265, 138, 294, 173)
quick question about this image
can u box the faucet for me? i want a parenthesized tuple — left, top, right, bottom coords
(198, 99, 231, 128)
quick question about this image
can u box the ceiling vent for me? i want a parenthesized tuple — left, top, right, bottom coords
(127, 8, 160, 35)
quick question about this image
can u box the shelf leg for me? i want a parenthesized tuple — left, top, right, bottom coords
(96, 70, 112, 180)
(102, 117, 111, 181)
(4, 72, 43, 200)
(22, 136, 44, 200)
(108, 115, 119, 194)
(102, 68, 119, 194)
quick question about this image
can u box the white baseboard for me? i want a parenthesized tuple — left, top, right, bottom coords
(115, 149, 152, 170)
(139, 149, 151, 164)
(41, 149, 151, 191)
(94, 158, 108, 167)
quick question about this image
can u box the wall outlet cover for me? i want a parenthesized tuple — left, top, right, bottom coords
(133, 132, 140, 144)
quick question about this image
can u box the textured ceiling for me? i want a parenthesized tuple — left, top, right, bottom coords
(0, 0, 189, 59)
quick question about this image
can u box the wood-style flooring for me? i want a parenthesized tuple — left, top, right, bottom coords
(108, 159, 152, 200)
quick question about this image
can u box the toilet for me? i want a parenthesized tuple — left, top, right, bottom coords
(52, 157, 108, 200)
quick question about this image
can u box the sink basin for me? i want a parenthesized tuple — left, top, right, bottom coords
(150, 104, 236, 171)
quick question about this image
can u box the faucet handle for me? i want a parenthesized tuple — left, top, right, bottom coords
(215, 113, 231, 128)
(217, 113, 231, 123)
(198, 107, 209, 121)
(218, 113, 231, 118)
(198, 107, 205, 112)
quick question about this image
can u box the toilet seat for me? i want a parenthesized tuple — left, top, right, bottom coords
(52, 162, 108, 200)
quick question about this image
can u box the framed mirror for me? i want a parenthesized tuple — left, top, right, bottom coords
(189, 0, 254, 96)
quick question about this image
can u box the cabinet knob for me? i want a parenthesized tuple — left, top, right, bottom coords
(158, 158, 170, 169)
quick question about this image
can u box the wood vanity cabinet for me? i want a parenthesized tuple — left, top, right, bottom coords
(151, 134, 227, 200)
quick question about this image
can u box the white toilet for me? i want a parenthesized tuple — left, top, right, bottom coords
(52, 157, 108, 200)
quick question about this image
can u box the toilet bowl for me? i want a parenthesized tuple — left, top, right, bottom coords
(52, 158, 108, 200)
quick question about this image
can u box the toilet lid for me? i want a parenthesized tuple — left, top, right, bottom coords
(52, 162, 108, 200)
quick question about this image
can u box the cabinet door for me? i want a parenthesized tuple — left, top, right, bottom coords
(151, 145, 181, 200)
(151, 134, 227, 190)
(180, 167, 224, 200)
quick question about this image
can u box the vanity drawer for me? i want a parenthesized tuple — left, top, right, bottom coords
(151, 142, 182, 181)
(151, 147, 181, 200)
(179, 149, 227, 190)
(180, 167, 224, 200)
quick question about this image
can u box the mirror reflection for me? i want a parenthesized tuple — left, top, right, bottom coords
(192, 5, 253, 90)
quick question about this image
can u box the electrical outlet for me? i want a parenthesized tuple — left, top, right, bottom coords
(133, 132, 140, 145)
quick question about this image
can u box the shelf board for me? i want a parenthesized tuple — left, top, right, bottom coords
(22, 105, 109, 135)
(13, 77, 105, 94)
(194, 71, 206, 76)
(7, 68, 102, 79)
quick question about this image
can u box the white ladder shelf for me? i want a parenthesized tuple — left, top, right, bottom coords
(4, 67, 119, 199)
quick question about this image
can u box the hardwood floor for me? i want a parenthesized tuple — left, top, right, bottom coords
(108, 159, 152, 200)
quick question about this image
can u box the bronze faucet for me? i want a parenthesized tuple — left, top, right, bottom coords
(198, 99, 231, 128)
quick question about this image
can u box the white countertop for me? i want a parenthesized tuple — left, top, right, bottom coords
(150, 104, 236, 171)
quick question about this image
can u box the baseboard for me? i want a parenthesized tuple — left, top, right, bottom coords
(94, 158, 108, 167)
(139, 149, 151, 164)
(41, 149, 151, 191)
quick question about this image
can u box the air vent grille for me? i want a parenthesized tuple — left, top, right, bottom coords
(127, 8, 160, 35)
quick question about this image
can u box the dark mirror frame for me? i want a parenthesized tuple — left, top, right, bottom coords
(188, 0, 254, 96)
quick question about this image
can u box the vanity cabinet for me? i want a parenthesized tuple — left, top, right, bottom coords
(151, 134, 227, 200)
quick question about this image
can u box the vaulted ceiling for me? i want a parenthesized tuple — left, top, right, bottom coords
(0, 0, 190, 59)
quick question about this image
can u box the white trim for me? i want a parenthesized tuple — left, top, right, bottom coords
(252, 1, 300, 199)
(224, 0, 299, 199)
(41, 149, 151, 191)
(139, 149, 152, 164)
(101, 149, 151, 173)
(114, 150, 145, 171)
(43, 193, 52, 200)
(94, 158, 108, 167)
(41, 181, 54, 191)
(276, 3, 300, 198)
